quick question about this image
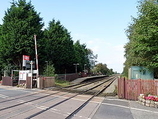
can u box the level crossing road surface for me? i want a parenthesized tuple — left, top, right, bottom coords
(0, 85, 103, 119)
(0, 85, 158, 119)
(92, 96, 158, 119)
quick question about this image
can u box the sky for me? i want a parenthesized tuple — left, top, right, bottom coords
(0, 0, 139, 73)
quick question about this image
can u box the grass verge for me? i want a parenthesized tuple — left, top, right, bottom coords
(55, 79, 70, 87)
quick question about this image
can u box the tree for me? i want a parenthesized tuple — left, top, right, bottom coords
(42, 19, 75, 74)
(73, 40, 90, 72)
(92, 63, 109, 75)
(87, 49, 98, 68)
(0, 25, 4, 78)
(124, 0, 158, 76)
(0, 0, 44, 71)
(108, 68, 114, 75)
(0, 0, 98, 76)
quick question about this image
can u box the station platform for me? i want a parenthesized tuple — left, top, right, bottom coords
(70, 75, 107, 84)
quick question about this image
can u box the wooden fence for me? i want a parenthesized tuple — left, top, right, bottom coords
(118, 78, 158, 100)
(38, 77, 55, 89)
(57, 73, 79, 81)
(2, 76, 12, 86)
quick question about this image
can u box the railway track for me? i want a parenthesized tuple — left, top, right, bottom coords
(0, 90, 49, 104)
(65, 76, 116, 119)
(0, 76, 117, 119)
(0, 91, 72, 118)
(63, 76, 116, 94)
(25, 76, 116, 119)
(63, 75, 107, 89)
(0, 91, 60, 111)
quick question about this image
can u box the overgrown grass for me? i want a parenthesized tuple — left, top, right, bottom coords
(113, 85, 118, 95)
(120, 74, 128, 79)
(55, 79, 70, 87)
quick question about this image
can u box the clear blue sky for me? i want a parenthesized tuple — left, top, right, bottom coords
(0, 0, 139, 73)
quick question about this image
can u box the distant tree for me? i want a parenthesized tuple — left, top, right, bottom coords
(0, 0, 44, 71)
(108, 68, 114, 75)
(85, 48, 95, 72)
(93, 63, 109, 75)
(87, 49, 98, 69)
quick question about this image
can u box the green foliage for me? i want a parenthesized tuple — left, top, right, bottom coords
(41, 19, 75, 74)
(43, 63, 56, 77)
(124, 0, 158, 76)
(0, 0, 43, 71)
(41, 20, 95, 74)
(92, 63, 114, 75)
(55, 79, 70, 87)
(0, 0, 113, 76)
(73, 40, 91, 72)
(86, 49, 97, 69)
(108, 68, 114, 75)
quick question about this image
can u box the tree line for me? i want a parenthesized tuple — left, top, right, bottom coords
(0, 0, 114, 76)
(123, 0, 158, 77)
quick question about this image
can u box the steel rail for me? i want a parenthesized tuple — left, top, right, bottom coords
(65, 77, 116, 119)
(62, 79, 107, 90)
(25, 76, 116, 119)
(65, 76, 109, 90)
(0, 92, 71, 119)
(0, 90, 48, 103)
(0, 91, 60, 111)
(63, 75, 107, 88)
(81, 76, 116, 92)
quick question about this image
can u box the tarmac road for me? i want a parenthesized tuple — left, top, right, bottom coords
(0, 85, 158, 119)
(0, 85, 103, 119)
(92, 96, 158, 119)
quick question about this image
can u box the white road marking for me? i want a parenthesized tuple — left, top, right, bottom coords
(0, 94, 9, 98)
(106, 98, 128, 102)
(102, 102, 158, 114)
(36, 105, 47, 110)
(72, 96, 104, 104)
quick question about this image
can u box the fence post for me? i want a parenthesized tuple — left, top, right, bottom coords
(43, 77, 45, 89)
(118, 77, 126, 99)
(138, 79, 141, 97)
(118, 78, 121, 98)
(156, 80, 158, 95)
(123, 77, 126, 99)
(118, 78, 119, 97)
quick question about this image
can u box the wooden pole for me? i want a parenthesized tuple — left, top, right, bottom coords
(34, 35, 39, 77)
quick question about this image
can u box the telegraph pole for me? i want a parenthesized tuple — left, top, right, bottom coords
(73, 63, 79, 73)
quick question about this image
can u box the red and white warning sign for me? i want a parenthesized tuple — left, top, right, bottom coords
(22, 55, 30, 67)
(23, 55, 30, 61)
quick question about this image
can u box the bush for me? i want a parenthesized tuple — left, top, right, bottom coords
(43, 63, 56, 77)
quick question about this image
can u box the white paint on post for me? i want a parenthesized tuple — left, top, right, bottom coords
(30, 61, 33, 89)
(34, 35, 39, 77)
